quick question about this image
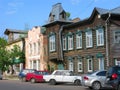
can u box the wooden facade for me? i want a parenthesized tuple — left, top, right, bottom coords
(43, 4, 120, 74)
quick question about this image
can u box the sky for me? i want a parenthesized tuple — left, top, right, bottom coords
(0, 0, 120, 38)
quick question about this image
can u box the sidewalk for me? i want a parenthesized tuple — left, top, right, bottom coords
(3, 74, 19, 80)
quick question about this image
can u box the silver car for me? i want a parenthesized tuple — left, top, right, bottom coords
(82, 70, 112, 90)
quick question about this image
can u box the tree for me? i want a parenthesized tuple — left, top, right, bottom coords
(66, 12, 71, 20)
(8, 44, 25, 74)
(66, 12, 70, 18)
(0, 37, 10, 72)
(9, 45, 25, 65)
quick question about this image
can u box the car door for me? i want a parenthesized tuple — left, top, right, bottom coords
(53, 71, 63, 82)
(96, 71, 107, 86)
(62, 71, 74, 83)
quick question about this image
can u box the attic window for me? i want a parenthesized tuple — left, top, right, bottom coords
(98, 15, 101, 18)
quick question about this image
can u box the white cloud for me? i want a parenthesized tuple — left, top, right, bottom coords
(6, 10, 17, 15)
(71, 0, 81, 5)
(8, 2, 24, 7)
(6, 1, 24, 15)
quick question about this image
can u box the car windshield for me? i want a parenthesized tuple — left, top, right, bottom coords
(35, 71, 49, 75)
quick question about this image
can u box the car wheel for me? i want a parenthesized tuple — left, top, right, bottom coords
(92, 81, 101, 90)
(74, 80, 81, 86)
(21, 77, 26, 82)
(31, 78, 36, 83)
(49, 79, 56, 85)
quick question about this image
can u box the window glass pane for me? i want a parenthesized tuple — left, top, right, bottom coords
(68, 36, 73, 50)
(96, 28, 104, 46)
(76, 34, 82, 49)
(63, 36, 66, 50)
(86, 31, 92, 48)
(49, 35, 55, 52)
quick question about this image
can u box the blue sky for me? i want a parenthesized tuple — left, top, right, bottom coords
(0, 0, 120, 38)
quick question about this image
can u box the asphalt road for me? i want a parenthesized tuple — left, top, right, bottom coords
(0, 79, 90, 90)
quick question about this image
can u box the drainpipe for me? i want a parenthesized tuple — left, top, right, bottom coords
(59, 25, 65, 61)
(105, 13, 111, 67)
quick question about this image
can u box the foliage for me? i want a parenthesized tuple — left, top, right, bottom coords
(0, 37, 10, 72)
(9, 45, 25, 64)
(66, 12, 71, 18)
(0, 37, 25, 73)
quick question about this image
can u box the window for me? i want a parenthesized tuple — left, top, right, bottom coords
(34, 43, 36, 55)
(96, 28, 104, 46)
(99, 58, 104, 70)
(68, 35, 73, 50)
(114, 30, 120, 43)
(115, 59, 120, 65)
(78, 58, 83, 72)
(86, 31, 93, 48)
(76, 33, 82, 49)
(49, 35, 55, 52)
(29, 44, 32, 55)
(33, 60, 37, 69)
(37, 60, 40, 70)
(30, 61, 32, 69)
(87, 58, 93, 72)
(38, 42, 40, 54)
(69, 60, 73, 71)
(62, 36, 67, 50)
(96, 71, 106, 76)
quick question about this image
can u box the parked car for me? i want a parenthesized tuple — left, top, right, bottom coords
(0, 70, 2, 80)
(106, 65, 120, 90)
(82, 70, 112, 90)
(43, 70, 82, 85)
(18, 69, 36, 81)
(25, 70, 50, 83)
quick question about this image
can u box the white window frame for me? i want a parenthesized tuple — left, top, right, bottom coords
(49, 35, 55, 52)
(98, 58, 104, 70)
(96, 28, 104, 46)
(86, 31, 93, 48)
(29, 44, 32, 55)
(38, 42, 40, 54)
(34, 43, 36, 55)
(69, 60, 73, 71)
(78, 58, 83, 72)
(62, 36, 67, 50)
(76, 33, 82, 49)
(87, 58, 93, 72)
(33, 60, 37, 70)
(68, 36, 73, 50)
(114, 30, 120, 44)
(115, 59, 120, 65)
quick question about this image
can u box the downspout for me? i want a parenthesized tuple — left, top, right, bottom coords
(59, 25, 65, 61)
(105, 13, 111, 67)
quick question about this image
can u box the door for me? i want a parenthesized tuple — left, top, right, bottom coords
(58, 64, 64, 70)
(99, 58, 104, 70)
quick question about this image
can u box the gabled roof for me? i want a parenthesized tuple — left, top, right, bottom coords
(110, 6, 120, 15)
(4, 28, 28, 35)
(95, 6, 120, 15)
(63, 6, 120, 28)
(95, 7, 109, 15)
(42, 20, 73, 27)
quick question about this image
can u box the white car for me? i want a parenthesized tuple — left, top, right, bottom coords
(43, 70, 82, 85)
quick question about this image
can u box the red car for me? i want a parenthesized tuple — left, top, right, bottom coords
(25, 70, 49, 83)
